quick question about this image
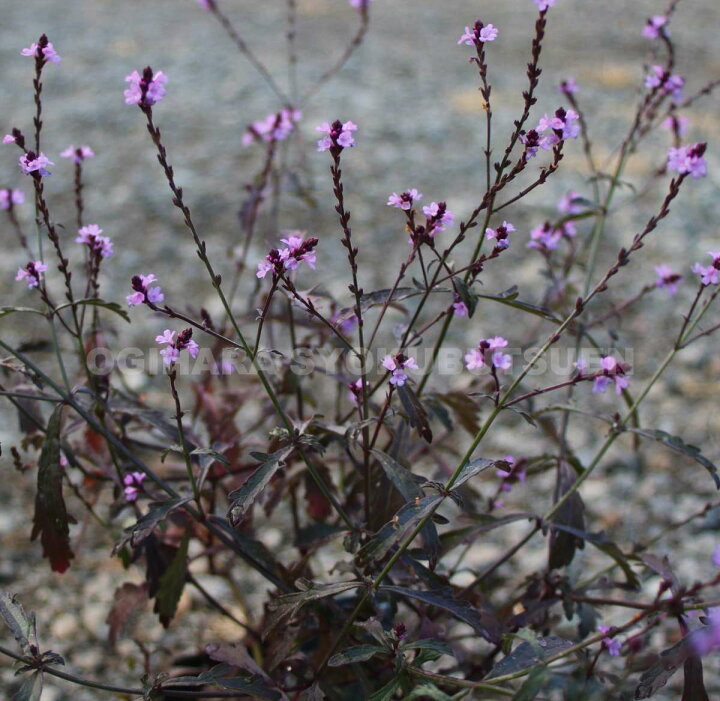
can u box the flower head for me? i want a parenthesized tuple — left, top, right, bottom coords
(598, 626, 622, 657)
(60, 145, 95, 163)
(534, 0, 556, 11)
(257, 234, 318, 279)
(558, 78, 578, 95)
(19, 151, 53, 177)
(662, 114, 690, 137)
(645, 65, 684, 101)
(16, 261, 49, 289)
(692, 252, 720, 286)
(156, 327, 199, 366)
(76, 225, 113, 258)
(465, 336, 511, 371)
(654, 264, 682, 296)
(458, 21, 498, 46)
(21, 36, 61, 64)
(382, 353, 418, 387)
(667, 143, 707, 178)
(485, 220, 515, 250)
(124, 67, 168, 107)
(422, 201, 454, 236)
(316, 120, 357, 152)
(593, 356, 630, 395)
(123, 472, 147, 502)
(127, 273, 165, 306)
(196, 0, 216, 8)
(387, 189, 422, 210)
(712, 545, 720, 568)
(453, 295, 469, 317)
(557, 191, 585, 214)
(0, 188, 24, 210)
(348, 0, 371, 10)
(3, 134, 17, 145)
(643, 15, 668, 39)
(347, 378, 364, 404)
(242, 108, 302, 147)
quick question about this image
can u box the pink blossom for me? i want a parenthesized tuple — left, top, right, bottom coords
(485, 220, 515, 249)
(535, 108, 579, 149)
(465, 337, 511, 371)
(316, 120, 357, 152)
(123, 472, 147, 502)
(348, 0, 371, 9)
(534, 0, 556, 10)
(124, 68, 168, 106)
(156, 328, 199, 366)
(15, 261, 49, 289)
(642, 15, 667, 39)
(712, 545, 720, 567)
(593, 356, 629, 395)
(19, 152, 53, 177)
(520, 129, 541, 160)
(387, 189, 422, 210)
(382, 354, 418, 387)
(693, 608, 720, 656)
(257, 235, 318, 279)
(667, 143, 707, 178)
(453, 296, 469, 317)
(528, 222, 562, 252)
(242, 108, 302, 147)
(654, 264, 682, 296)
(459, 22, 499, 44)
(422, 201, 454, 235)
(645, 65, 684, 101)
(347, 378, 364, 404)
(76, 224, 113, 258)
(557, 191, 585, 214)
(3, 135, 16, 145)
(196, 0, 215, 8)
(464, 348, 485, 371)
(0, 188, 24, 210)
(557, 78, 578, 95)
(662, 115, 689, 136)
(60, 144, 95, 163)
(21, 40, 61, 64)
(693, 252, 720, 286)
(127, 273, 164, 306)
(575, 357, 588, 373)
(598, 626, 622, 656)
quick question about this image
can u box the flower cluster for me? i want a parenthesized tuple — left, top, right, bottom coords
(654, 264, 682, 296)
(452, 295, 469, 317)
(257, 235, 318, 279)
(0, 188, 24, 210)
(387, 188, 422, 210)
(18, 151, 53, 177)
(156, 328, 200, 366)
(347, 378, 364, 404)
(494, 455, 526, 508)
(580, 356, 630, 395)
(21, 37, 61, 64)
(557, 78, 578, 95)
(348, 0, 371, 10)
(421, 201, 454, 237)
(457, 21, 499, 46)
(464, 337, 512, 372)
(557, 191, 585, 214)
(196, 0, 216, 9)
(316, 120, 357, 152)
(124, 67, 168, 107)
(16, 261, 49, 289)
(693, 252, 720, 286)
(536, 107, 580, 149)
(242, 108, 302, 147)
(60, 144, 95, 163)
(75, 225, 113, 258)
(527, 220, 576, 252)
(123, 472, 146, 502)
(667, 143, 707, 178)
(127, 273, 165, 306)
(485, 220, 515, 250)
(642, 15, 668, 40)
(534, 0, 556, 10)
(598, 626, 622, 657)
(663, 114, 689, 136)
(645, 65, 684, 102)
(382, 354, 419, 387)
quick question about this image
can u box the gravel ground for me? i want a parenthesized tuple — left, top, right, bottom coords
(2, 0, 720, 698)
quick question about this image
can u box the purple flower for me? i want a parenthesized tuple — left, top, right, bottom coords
(497, 455, 526, 494)
(458, 21, 499, 45)
(348, 0, 371, 9)
(692, 252, 720, 286)
(712, 545, 720, 567)
(557, 78, 578, 95)
(3, 134, 16, 145)
(316, 120, 357, 152)
(667, 143, 707, 178)
(196, 0, 215, 8)
(15, 261, 49, 289)
(123, 471, 146, 502)
(557, 191, 585, 214)
(387, 188, 422, 210)
(18, 151, 53, 177)
(654, 264, 682, 296)
(156, 328, 200, 366)
(528, 222, 562, 252)
(593, 356, 629, 395)
(242, 108, 302, 147)
(465, 336, 511, 371)
(662, 115, 689, 136)
(127, 273, 165, 306)
(575, 357, 588, 374)
(0, 188, 24, 210)
(485, 220, 515, 249)
(422, 201, 454, 236)
(124, 67, 168, 107)
(534, 0, 556, 10)
(347, 378, 364, 404)
(257, 235, 319, 279)
(382, 353, 418, 387)
(453, 295, 469, 317)
(598, 626, 622, 657)
(520, 129, 541, 160)
(645, 65, 684, 101)
(21, 39, 61, 64)
(60, 144, 95, 163)
(76, 225, 113, 258)
(643, 15, 667, 39)
(535, 107, 579, 149)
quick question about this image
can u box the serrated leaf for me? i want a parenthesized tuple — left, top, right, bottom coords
(356, 495, 443, 568)
(228, 448, 293, 525)
(12, 671, 43, 701)
(381, 586, 501, 644)
(487, 635, 574, 678)
(328, 644, 386, 667)
(153, 532, 189, 627)
(30, 405, 74, 573)
(627, 428, 720, 488)
(0, 593, 36, 655)
(113, 497, 192, 554)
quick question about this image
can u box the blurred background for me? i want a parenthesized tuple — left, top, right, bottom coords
(1, 0, 720, 697)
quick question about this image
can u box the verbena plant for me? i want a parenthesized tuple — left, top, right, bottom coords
(2, 0, 720, 698)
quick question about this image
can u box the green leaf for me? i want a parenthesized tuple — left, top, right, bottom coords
(513, 666, 549, 700)
(161, 664, 281, 699)
(0, 306, 44, 320)
(12, 671, 43, 701)
(400, 683, 457, 700)
(190, 447, 229, 465)
(476, 287, 560, 322)
(54, 297, 130, 322)
(228, 448, 293, 525)
(113, 497, 192, 554)
(368, 676, 403, 701)
(487, 635, 574, 678)
(402, 638, 455, 660)
(381, 586, 501, 644)
(355, 495, 443, 568)
(627, 428, 720, 488)
(0, 592, 36, 655)
(328, 644, 386, 667)
(30, 405, 74, 573)
(153, 532, 189, 627)
(452, 457, 497, 489)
